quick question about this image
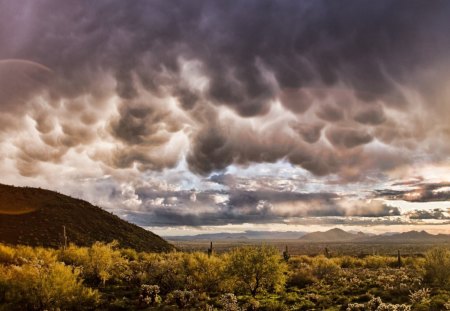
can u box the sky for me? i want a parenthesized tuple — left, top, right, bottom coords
(0, 1, 450, 235)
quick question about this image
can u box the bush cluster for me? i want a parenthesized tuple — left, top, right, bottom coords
(1, 243, 449, 310)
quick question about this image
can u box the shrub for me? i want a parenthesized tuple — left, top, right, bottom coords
(183, 252, 225, 293)
(347, 297, 411, 311)
(259, 299, 289, 311)
(0, 261, 99, 310)
(311, 256, 340, 280)
(225, 246, 287, 297)
(364, 256, 394, 269)
(409, 288, 431, 305)
(139, 252, 187, 294)
(219, 293, 240, 311)
(338, 256, 364, 268)
(287, 267, 317, 288)
(423, 247, 450, 288)
(0, 244, 15, 264)
(167, 290, 196, 309)
(59, 241, 130, 286)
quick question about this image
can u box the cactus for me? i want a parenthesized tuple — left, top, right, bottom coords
(63, 225, 68, 250)
(397, 250, 402, 268)
(208, 241, 213, 257)
(139, 285, 160, 306)
(282, 245, 290, 262)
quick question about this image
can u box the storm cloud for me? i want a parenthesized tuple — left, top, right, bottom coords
(1, 1, 450, 178)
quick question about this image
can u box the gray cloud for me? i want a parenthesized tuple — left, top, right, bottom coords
(117, 186, 400, 226)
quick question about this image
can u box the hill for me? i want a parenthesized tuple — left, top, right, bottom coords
(366, 230, 450, 243)
(0, 183, 174, 252)
(299, 228, 366, 242)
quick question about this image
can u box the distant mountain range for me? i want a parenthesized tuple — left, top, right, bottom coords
(0, 183, 174, 252)
(167, 228, 450, 244)
(166, 230, 307, 241)
(366, 230, 450, 243)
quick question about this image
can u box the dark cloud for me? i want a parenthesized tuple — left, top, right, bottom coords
(316, 104, 344, 122)
(376, 182, 450, 202)
(353, 105, 386, 125)
(407, 209, 450, 220)
(291, 122, 324, 144)
(326, 127, 373, 149)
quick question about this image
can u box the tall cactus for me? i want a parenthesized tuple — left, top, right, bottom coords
(282, 245, 290, 262)
(207, 241, 213, 257)
(63, 225, 68, 250)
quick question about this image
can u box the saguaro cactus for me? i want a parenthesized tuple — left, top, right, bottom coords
(283, 245, 290, 262)
(63, 225, 68, 250)
(207, 241, 213, 257)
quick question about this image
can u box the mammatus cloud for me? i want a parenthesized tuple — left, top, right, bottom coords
(1, 1, 450, 179)
(0, 1, 449, 230)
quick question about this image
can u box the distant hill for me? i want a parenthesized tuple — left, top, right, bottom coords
(298, 228, 450, 243)
(366, 230, 450, 243)
(167, 228, 450, 243)
(0, 183, 174, 252)
(166, 230, 307, 241)
(299, 228, 366, 242)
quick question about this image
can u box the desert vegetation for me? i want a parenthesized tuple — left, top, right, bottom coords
(0, 242, 450, 310)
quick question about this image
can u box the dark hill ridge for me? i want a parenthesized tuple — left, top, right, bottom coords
(0, 183, 174, 252)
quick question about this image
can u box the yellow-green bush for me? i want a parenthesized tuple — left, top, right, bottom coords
(311, 255, 341, 280)
(0, 261, 99, 310)
(423, 247, 450, 288)
(0, 244, 15, 265)
(225, 245, 287, 297)
(58, 241, 130, 286)
(363, 255, 395, 269)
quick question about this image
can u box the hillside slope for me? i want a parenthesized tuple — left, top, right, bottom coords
(0, 183, 173, 252)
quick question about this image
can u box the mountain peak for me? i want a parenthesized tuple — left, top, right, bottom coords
(299, 228, 360, 242)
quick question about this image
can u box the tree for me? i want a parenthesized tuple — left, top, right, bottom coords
(225, 245, 287, 297)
